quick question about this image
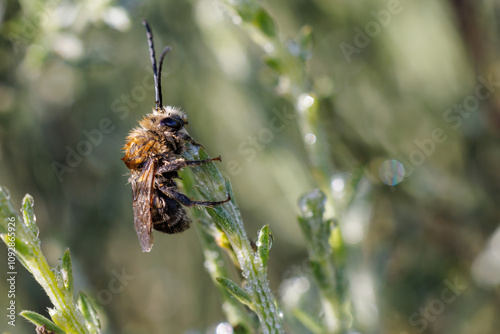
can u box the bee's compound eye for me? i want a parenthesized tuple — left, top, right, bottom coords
(160, 117, 183, 130)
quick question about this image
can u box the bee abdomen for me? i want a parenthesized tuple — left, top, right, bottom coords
(151, 190, 191, 234)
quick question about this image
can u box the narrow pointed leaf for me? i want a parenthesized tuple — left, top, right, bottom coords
(216, 277, 252, 307)
(60, 249, 73, 294)
(20, 310, 65, 333)
(22, 194, 38, 237)
(256, 225, 272, 267)
(253, 8, 276, 37)
(264, 56, 283, 73)
(0, 187, 18, 230)
(78, 292, 101, 330)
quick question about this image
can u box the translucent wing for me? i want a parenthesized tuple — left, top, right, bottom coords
(131, 158, 157, 252)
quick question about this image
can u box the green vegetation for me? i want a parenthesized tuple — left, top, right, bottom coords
(1, 0, 500, 333)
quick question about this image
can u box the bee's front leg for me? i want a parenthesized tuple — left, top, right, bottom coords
(175, 132, 204, 148)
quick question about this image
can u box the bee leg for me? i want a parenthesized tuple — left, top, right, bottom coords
(158, 185, 231, 208)
(157, 156, 222, 173)
(176, 132, 204, 148)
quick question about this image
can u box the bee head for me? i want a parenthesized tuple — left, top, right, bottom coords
(141, 106, 188, 133)
(159, 106, 188, 132)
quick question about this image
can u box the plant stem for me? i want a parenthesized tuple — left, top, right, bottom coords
(298, 189, 353, 333)
(0, 187, 94, 334)
(212, 2, 360, 331)
(181, 144, 283, 334)
(181, 170, 254, 333)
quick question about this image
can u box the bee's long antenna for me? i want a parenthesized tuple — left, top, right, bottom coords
(142, 19, 162, 109)
(157, 46, 172, 106)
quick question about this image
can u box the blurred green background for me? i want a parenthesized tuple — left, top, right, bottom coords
(1, 0, 500, 333)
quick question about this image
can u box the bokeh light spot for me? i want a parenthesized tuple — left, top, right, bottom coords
(215, 322, 233, 334)
(304, 133, 317, 145)
(297, 93, 315, 112)
(379, 159, 405, 185)
(331, 177, 345, 193)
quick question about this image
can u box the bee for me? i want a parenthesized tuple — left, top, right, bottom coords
(122, 20, 230, 252)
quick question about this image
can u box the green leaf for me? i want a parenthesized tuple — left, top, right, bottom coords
(329, 221, 344, 257)
(298, 189, 327, 221)
(47, 308, 68, 333)
(253, 8, 276, 37)
(310, 258, 331, 291)
(0, 216, 8, 234)
(263, 56, 283, 73)
(297, 216, 313, 243)
(235, 4, 257, 23)
(14, 236, 34, 258)
(216, 277, 252, 308)
(60, 249, 73, 294)
(77, 292, 101, 331)
(298, 190, 335, 260)
(0, 187, 18, 228)
(256, 225, 272, 267)
(1, 191, 92, 334)
(181, 142, 284, 332)
(22, 194, 39, 238)
(20, 310, 65, 333)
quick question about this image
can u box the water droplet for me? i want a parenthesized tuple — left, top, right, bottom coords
(268, 232, 273, 250)
(25, 196, 34, 207)
(298, 189, 326, 218)
(379, 159, 405, 186)
(61, 269, 69, 287)
(242, 269, 250, 279)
